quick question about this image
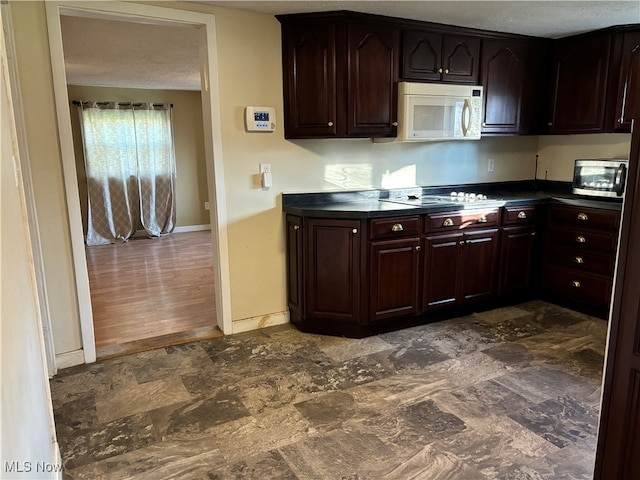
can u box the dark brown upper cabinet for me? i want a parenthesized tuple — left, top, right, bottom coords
(402, 30, 480, 84)
(278, 13, 399, 139)
(280, 21, 338, 138)
(480, 37, 549, 135)
(547, 32, 612, 134)
(346, 22, 400, 137)
(608, 30, 640, 133)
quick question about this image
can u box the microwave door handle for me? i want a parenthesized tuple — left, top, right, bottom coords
(615, 163, 627, 196)
(461, 99, 471, 137)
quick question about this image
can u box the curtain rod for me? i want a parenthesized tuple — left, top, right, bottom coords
(72, 101, 173, 108)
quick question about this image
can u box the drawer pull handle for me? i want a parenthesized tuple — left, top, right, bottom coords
(571, 280, 581, 288)
(577, 213, 588, 221)
(459, 241, 465, 245)
(391, 223, 404, 232)
(293, 225, 300, 231)
(517, 211, 527, 219)
(352, 228, 358, 234)
(442, 218, 454, 227)
(477, 215, 488, 223)
(576, 235, 586, 243)
(574, 256, 584, 264)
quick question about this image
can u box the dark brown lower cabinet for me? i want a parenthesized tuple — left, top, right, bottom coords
(499, 225, 537, 296)
(304, 218, 364, 325)
(369, 237, 421, 322)
(423, 232, 463, 310)
(423, 228, 499, 310)
(542, 204, 621, 317)
(284, 204, 552, 337)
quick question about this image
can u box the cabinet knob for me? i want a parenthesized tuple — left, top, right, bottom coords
(293, 225, 300, 231)
(438, 67, 443, 74)
(517, 211, 527, 220)
(576, 235, 586, 243)
(618, 117, 624, 124)
(482, 122, 486, 126)
(328, 121, 334, 127)
(571, 280, 581, 288)
(392, 122, 398, 127)
(352, 228, 358, 234)
(547, 122, 553, 126)
(577, 213, 588, 221)
(442, 218, 454, 227)
(574, 256, 584, 264)
(477, 215, 488, 223)
(391, 223, 404, 232)
(416, 245, 421, 251)
(444, 68, 449, 74)
(459, 240, 465, 245)
(531, 232, 536, 236)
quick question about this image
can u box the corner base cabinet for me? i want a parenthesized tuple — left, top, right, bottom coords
(286, 204, 543, 337)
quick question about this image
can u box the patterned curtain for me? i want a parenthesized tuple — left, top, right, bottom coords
(77, 102, 176, 246)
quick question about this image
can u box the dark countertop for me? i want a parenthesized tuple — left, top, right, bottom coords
(282, 181, 623, 219)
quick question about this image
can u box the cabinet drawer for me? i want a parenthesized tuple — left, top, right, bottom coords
(425, 208, 499, 232)
(370, 216, 421, 239)
(543, 265, 612, 308)
(548, 205, 620, 232)
(503, 205, 537, 225)
(548, 227, 618, 252)
(546, 245, 615, 276)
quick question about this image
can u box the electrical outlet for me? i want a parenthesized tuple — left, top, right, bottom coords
(488, 158, 495, 173)
(204, 201, 210, 210)
(259, 163, 271, 174)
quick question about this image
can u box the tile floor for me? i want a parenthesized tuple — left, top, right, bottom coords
(50, 301, 607, 479)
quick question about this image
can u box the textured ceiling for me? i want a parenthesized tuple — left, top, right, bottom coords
(61, 1, 640, 91)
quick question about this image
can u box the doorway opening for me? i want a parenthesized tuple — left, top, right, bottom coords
(59, 14, 223, 359)
(46, 1, 233, 364)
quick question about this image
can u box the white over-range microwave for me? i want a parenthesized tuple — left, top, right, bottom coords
(397, 82, 484, 142)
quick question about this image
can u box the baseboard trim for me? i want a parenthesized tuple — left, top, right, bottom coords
(55, 349, 85, 369)
(132, 225, 211, 237)
(174, 224, 211, 233)
(232, 311, 289, 334)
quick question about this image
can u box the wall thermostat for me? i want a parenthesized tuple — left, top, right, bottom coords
(245, 106, 276, 132)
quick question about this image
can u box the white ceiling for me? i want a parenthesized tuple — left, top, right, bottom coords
(61, 1, 640, 91)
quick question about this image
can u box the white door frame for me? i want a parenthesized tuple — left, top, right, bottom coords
(45, 1, 233, 364)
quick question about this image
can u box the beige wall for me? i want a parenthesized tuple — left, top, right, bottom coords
(10, 1, 634, 357)
(536, 133, 632, 181)
(67, 85, 209, 233)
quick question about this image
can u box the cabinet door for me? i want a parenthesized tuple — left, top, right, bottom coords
(441, 34, 481, 84)
(500, 225, 536, 296)
(461, 228, 499, 302)
(423, 232, 463, 311)
(347, 22, 399, 137)
(612, 31, 640, 132)
(286, 215, 304, 319)
(369, 237, 421, 322)
(402, 29, 442, 81)
(305, 219, 363, 324)
(548, 33, 611, 133)
(282, 22, 338, 138)
(481, 39, 524, 134)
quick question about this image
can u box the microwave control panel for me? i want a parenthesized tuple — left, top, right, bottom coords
(245, 106, 276, 132)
